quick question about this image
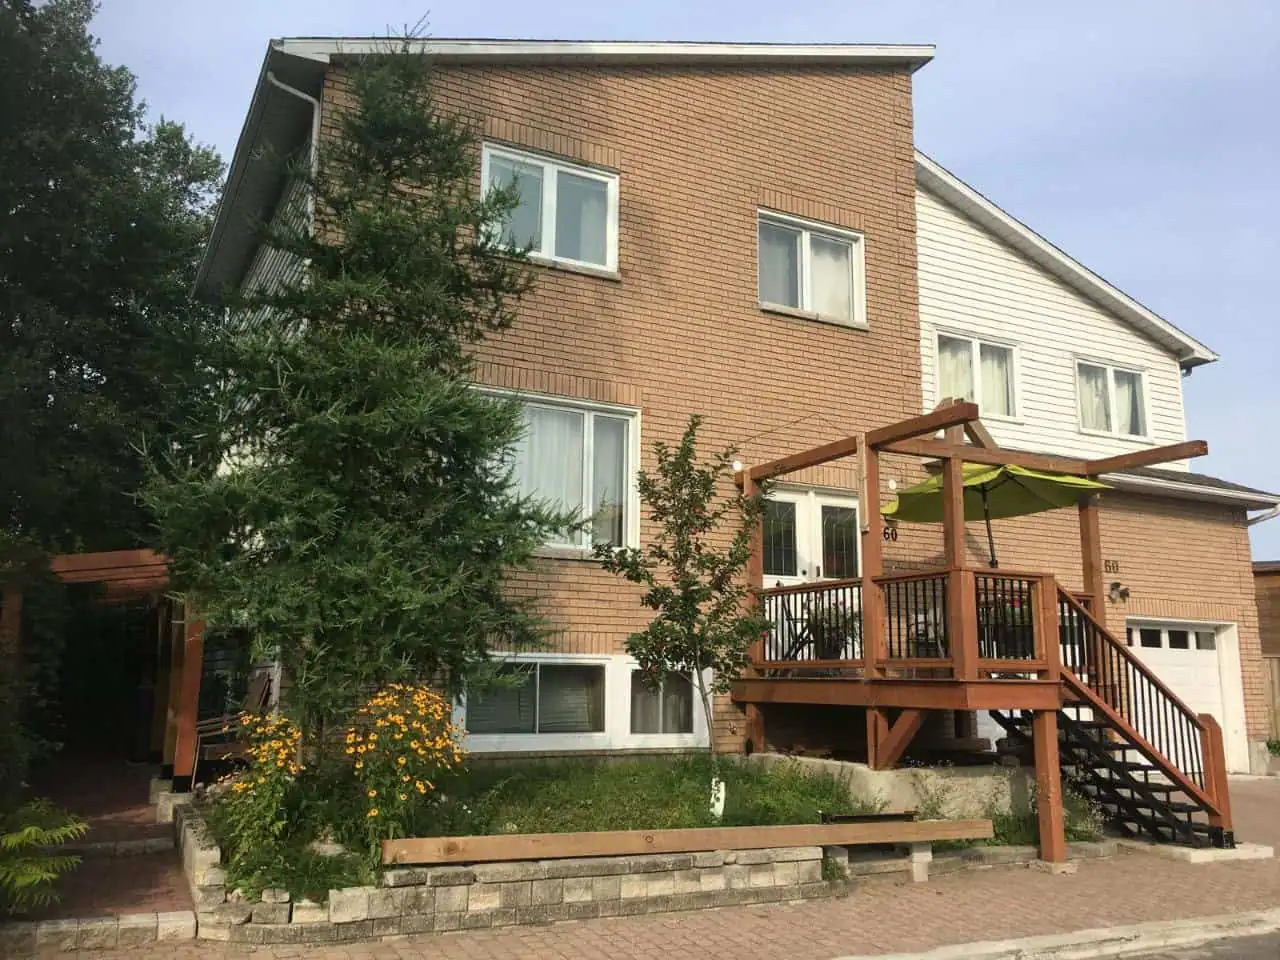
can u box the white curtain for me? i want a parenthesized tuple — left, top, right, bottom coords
(630, 671, 661, 734)
(1114, 370, 1146, 436)
(555, 171, 608, 266)
(979, 343, 1015, 417)
(516, 406, 584, 539)
(591, 416, 627, 546)
(1078, 364, 1112, 432)
(810, 235, 853, 321)
(938, 335, 975, 403)
(661, 674, 694, 734)
(758, 222, 800, 308)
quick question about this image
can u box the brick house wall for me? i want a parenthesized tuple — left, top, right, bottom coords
(316, 58, 1267, 763)
(321, 61, 923, 750)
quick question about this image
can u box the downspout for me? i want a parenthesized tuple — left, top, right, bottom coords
(265, 72, 320, 226)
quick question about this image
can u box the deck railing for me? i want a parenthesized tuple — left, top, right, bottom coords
(880, 571, 950, 661)
(757, 578, 863, 667)
(755, 566, 1061, 678)
(1056, 589, 1206, 789)
(975, 572, 1039, 662)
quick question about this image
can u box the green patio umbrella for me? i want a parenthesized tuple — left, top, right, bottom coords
(882, 463, 1109, 568)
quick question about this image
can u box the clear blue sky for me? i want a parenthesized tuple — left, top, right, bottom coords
(92, 0, 1280, 557)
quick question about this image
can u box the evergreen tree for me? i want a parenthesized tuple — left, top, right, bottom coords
(0, 0, 224, 557)
(145, 48, 569, 732)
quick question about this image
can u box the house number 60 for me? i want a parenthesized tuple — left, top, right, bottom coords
(882, 527, 899, 542)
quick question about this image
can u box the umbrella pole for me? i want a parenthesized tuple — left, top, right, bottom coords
(983, 490, 998, 568)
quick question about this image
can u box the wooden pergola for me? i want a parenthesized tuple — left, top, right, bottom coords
(1, 549, 209, 791)
(733, 401, 1224, 860)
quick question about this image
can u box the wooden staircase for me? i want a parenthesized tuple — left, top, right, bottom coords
(990, 589, 1234, 848)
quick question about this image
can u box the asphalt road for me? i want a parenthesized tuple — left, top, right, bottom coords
(1137, 932, 1280, 958)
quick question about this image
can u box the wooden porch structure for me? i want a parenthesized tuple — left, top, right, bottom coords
(3, 550, 210, 792)
(733, 402, 1234, 860)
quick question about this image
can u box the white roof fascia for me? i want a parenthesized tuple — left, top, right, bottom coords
(1102, 473, 1280, 510)
(272, 38, 936, 70)
(915, 151, 1218, 369)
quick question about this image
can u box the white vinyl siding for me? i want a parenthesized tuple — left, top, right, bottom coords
(916, 188, 1189, 466)
(236, 165, 311, 334)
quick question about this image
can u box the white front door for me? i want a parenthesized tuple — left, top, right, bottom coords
(762, 489, 861, 588)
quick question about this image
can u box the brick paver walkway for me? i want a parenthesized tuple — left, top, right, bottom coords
(90, 778, 1280, 960)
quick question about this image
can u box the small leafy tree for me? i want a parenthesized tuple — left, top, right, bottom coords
(596, 416, 769, 770)
(145, 44, 570, 738)
(0, 800, 87, 915)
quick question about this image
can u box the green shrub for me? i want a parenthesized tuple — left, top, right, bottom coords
(1267, 739, 1280, 757)
(0, 799, 87, 915)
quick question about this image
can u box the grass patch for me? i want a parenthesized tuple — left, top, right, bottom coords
(418, 755, 882, 836)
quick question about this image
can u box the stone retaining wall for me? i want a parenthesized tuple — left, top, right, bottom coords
(176, 807, 850, 945)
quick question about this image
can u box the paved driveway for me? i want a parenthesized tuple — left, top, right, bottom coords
(103, 778, 1280, 960)
(1135, 932, 1280, 959)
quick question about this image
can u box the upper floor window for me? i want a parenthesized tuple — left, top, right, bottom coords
(758, 212, 867, 328)
(937, 334, 1016, 418)
(510, 397, 637, 549)
(1076, 361, 1147, 437)
(482, 144, 619, 272)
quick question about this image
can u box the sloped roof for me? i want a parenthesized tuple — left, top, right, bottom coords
(915, 151, 1218, 370)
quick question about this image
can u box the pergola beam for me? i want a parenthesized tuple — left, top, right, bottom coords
(1085, 441, 1209, 476)
(737, 435, 860, 486)
(882, 439, 1090, 475)
(866, 402, 979, 448)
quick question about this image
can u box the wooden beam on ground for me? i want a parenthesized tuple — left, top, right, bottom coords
(881, 439, 1090, 475)
(866, 403, 979, 449)
(1085, 440, 1208, 477)
(383, 819, 995, 865)
(1032, 710, 1067, 863)
(737, 435, 860, 486)
(875, 709, 924, 770)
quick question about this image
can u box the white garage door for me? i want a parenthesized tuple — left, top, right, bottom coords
(1127, 624, 1223, 721)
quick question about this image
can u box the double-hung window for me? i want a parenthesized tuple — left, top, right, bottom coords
(758, 212, 867, 327)
(510, 398, 636, 549)
(937, 334, 1017, 418)
(1076, 362, 1147, 437)
(482, 144, 619, 272)
(467, 662, 606, 735)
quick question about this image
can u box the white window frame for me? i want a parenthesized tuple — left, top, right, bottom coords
(935, 331, 1020, 421)
(455, 653, 710, 754)
(481, 143, 620, 273)
(489, 390, 641, 556)
(757, 210, 868, 329)
(1075, 359, 1151, 440)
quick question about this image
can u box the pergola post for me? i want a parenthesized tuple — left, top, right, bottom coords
(171, 609, 206, 791)
(1032, 709, 1068, 863)
(862, 444, 885, 678)
(743, 469, 766, 753)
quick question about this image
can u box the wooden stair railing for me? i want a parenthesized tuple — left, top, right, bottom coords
(1055, 588, 1231, 835)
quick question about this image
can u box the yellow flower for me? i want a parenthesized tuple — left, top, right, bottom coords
(397, 757, 406, 766)
(367, 789, 377, 798)
(354, 761, 363, 770)
(415, 781, 426, 794)
(345, 746, 355, 755)
(368, 808, 379, 817)
(401, 774, 410, 782)
(398, 794, 407, 801)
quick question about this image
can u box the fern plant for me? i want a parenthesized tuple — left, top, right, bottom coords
(1, 799, 88, 915)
